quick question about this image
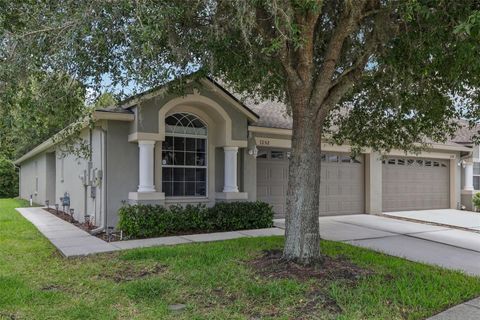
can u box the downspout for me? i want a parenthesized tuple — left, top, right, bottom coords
(91, 127, 107, 235)
(84, 129, 93, 223)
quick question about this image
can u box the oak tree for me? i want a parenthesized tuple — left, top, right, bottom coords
(2, 0, 480, 264)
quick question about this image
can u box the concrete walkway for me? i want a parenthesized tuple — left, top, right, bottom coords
(16, 207, 284, 257)
(427, 297, 480, 319)
(383, 209, 480, 230)
(275, 214, 480, 276)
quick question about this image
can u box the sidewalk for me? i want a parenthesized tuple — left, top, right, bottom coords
(15, 207, 284, 257)
(427, 297, 480, 319)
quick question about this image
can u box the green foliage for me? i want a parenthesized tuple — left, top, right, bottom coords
(2, 198, 480, 319)
(0, 157, 18, 198)
(2, 1, 480, 152)
(0, 72, 87, 160)
(472, 193, 480, 210)
(118, 201, 274, 239)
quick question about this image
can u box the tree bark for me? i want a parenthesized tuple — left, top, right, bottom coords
(283, 105, 323, 265)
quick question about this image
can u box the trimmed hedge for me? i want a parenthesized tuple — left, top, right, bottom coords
(118, 201, 274, 239)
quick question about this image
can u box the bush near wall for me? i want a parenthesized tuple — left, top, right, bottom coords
(472, 193, 480, 212)
(118, 201, 274, 239)
(0, 157, 18, 198)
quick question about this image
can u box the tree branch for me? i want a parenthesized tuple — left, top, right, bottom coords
(316, 8, 389, 123)
(309, 1, 370, 108)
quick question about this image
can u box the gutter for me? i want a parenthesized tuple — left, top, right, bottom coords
(13, 110, 133, 165)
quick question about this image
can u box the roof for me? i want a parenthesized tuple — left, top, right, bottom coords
(15, 76, 476, 164)
(13, 110, 134, 165)
(450, 119, 480, 144)
(246, 99, 292, 129)
(240, 95, 475, 149)
(118, 77, 259, 122)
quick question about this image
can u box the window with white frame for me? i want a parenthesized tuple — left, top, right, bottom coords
(161, 113, 207, 197)
(474, 163, 480, 190)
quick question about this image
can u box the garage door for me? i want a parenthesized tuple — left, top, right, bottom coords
(256, 149, 364, 217)
(319, 153, 365, 216)
(382, 157, 450, 212)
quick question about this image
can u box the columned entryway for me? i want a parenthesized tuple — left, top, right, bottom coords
(223, 147, 239, 193)
(137, 140, 156, 192)
(128, 135, 165, 201)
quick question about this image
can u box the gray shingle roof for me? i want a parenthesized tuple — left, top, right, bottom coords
(243, 96, 474, 147)
(246, 99, 292, 129)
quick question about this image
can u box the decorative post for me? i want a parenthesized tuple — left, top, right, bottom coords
(464, 160, 474, 191)
(138, 140, 156, 192)
(223, 146, 239, 193)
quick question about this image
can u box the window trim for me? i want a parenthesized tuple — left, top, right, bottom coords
(162, 112, 208, 198)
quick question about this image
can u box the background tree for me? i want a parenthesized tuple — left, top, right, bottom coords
(2, 0, 480, 264)
(0, 72, 87, 196)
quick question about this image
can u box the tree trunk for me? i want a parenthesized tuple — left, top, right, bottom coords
(283, 108, 323, 265)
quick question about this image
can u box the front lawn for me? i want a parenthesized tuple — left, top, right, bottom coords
(1, 198, 479, 319)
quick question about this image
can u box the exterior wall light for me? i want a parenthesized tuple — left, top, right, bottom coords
(248, 145, 258, 158)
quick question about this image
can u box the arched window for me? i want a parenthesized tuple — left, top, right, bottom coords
(162, 113, 207, 197)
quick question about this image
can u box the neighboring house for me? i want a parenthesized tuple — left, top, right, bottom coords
(14, 77, 478, 231)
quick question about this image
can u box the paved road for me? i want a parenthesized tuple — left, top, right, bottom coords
(275, 214, 480, 276)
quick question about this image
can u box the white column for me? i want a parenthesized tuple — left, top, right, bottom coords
(464, 160, 474, 191)
(138, 140, 156, 192)
(223, 146, 239, 193)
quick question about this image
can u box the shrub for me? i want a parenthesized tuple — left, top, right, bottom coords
(118, 201, 274, 239)
(472, 193, 480, 211)
(0, 157, 18, 198)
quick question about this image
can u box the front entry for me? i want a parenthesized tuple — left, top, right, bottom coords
(256, 149, 365, 217)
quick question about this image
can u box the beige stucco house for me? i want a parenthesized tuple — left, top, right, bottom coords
(14, 77, 479, 232)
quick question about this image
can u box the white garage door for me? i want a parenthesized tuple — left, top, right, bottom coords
(256, 149, 364, 217)
(382, 157, 450, 212)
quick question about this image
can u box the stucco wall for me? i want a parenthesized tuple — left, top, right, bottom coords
(106, 121, 139, 227)
(55, 128, 104, 224)
(19, 153, 47, 204)
(132, 83, 249, 142)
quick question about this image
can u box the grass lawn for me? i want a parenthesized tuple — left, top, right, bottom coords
(1, 198, 480, 319)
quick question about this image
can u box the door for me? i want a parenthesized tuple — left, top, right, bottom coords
(256, 149, 365, 217)
(319, 153, 365, 216)
(382, 157, 450, 211)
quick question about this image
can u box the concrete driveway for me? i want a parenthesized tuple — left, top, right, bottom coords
(383, 209, 480, 230)
(274, 214, 480, 276)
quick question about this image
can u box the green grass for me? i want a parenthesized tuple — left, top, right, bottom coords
(0, 198, 479, 319)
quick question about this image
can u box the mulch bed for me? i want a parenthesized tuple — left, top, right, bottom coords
(248, 249, 374, 282)
(245, 250, 375, 318)
(43, 208, 96, 233)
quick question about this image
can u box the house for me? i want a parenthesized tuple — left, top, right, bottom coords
(14, 77, 479, 232)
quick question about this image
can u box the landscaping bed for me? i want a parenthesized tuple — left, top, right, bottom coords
(41, 201, 274, 242)
(118, 201, 274, 239)
(3, 198, 480, 319)
(43, 207, 97, 233)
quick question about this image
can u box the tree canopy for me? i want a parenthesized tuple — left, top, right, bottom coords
(2, 0, 480, 263)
